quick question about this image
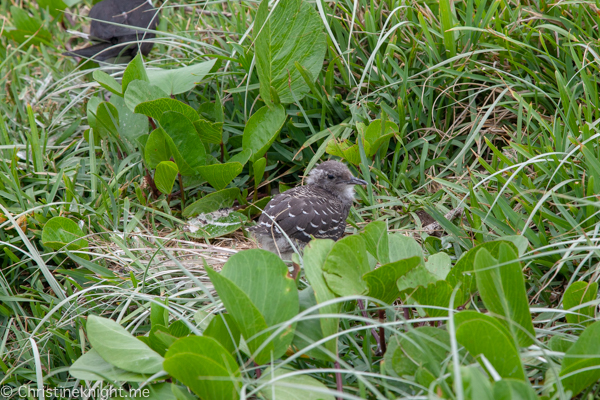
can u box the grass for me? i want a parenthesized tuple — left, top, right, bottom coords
(1, 0, 600, 398)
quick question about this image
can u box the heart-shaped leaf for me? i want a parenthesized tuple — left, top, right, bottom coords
(147, 59, 217, 95)
(159, 111, 206, 176)
(124, 80, 169, 112)
(93, 70, 122, 96)
(196, 162, 244, 190)
(42, 216, 88, 251)
(122, 53, 149, 93)
(563, 281, 598, 326)
(69, 349, 149, 382)
(364, 256, 421, 305)
(322, 235, 371, 297)
(144, 128, 172, 169)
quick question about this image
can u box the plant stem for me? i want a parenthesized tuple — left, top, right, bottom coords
(357, 299, 381, 353)
(378, 309, 386, 355)
(178, 173, 185, 208)
(334, 360, 343, 400)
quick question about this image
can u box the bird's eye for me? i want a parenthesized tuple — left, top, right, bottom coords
(327, 174, 335, 180)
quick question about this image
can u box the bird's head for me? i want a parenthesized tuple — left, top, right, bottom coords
(306, 160, 367, 201)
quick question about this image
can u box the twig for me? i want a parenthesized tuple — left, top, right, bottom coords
(334, 360, 343, 400)
(357, 300, 382, 353)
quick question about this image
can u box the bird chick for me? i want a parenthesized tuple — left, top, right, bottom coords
(249, 161, 367, 259)
(63, 0, 159, 63)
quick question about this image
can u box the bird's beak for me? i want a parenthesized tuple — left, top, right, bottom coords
(347, 177, 368, 186)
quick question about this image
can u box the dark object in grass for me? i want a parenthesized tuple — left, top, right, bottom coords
(249, 161, 367, 260)
(63, 0, 159, 63)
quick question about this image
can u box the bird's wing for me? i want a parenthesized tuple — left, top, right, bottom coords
(254, 187, 347, 242)
(89, 0, 159, 40)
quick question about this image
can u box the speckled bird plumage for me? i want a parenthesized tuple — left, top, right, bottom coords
(249, 161, 367, 259)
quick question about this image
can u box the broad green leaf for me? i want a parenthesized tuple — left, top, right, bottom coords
(109, 95, 149, 146)
(361, 221, 389, 263)
(447, 240, 521, 296)
(424, 252, 452, 280)
(144, 128, 172, 169)
(187, 211, 248, 239)
(86, 315, 163, 374)
(563, 281, 598, 326)
(229, 149, 252, 165)
(493, 379, 538, 400)
(363, 119, 398, 157)
(258, 367, 335, 400)
(42, 216, 88, 251)
(474, 245, 535, 347)
(411, 280, 464, 318)
(122, 53, 149, 93)
(69, 349, 149, 382)
(387, 327, 450, 379)
(93, 70, 122, 96)
(196, 118, 223, 144)
(183, 188, 240, 218)
(396, 266, 438, 292)
(254, 0, 326, 104)
(196, 162, 244, 190)
(207, 250, 298, 364)
(124, 80, 169, 112)
(242, 104, 286, 162)
(455, 311, 525, 380)
(135, 98, 200, 125)
(322, 235, 371, 296)
(499, 235, 529, 256)
(163, 336, 240, 400)
(146, 59, 217, 96)
(364, 256, 421, 305)
(325, 139, 361, 165)
(461, 366, 494, 400)
(159, 111, 206, 175)
(560, 320, 600, 395)
(291, 288, 331, 361)
(303, 239, 339, 358)
(389, 233, 424, 264)
(204, 314, 241, 355)
(548, 335, 574, 353)
(155, 161, 179, 195)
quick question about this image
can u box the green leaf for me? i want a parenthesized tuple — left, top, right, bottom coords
(242, 105, 286, 162)
(363, 119, 398, 157)
(389, 233, 424, 264)
(86, 96, 102, 131)
(455, 311, 525, 380)
(135, 98, 200, 124)
(325, 139, 361, 166)
(322, 235, 371, 297)
(254, 0, 326, 104)
(411, 280, 464, 318)
(461, 366, 494, 400)
(253, 157, 267, 189)
(364, 256, 421, 305)
(258, 367, 335, 400)
(424, 252, 452, 280)
(42, 216, 88, 251)
(159, 111, 206, 175)
(447, 240, 521, 296)
(144, 128, 172, 169)
(196, 118, 223, 144)
(147, 59, 217, 95)
(86, 315, 163, 374)
(559, 320, 600, 395)
(154, 161, 179, 195)
(361, 221, 389, 263)
(183, 188, 240, 218)
(93, 70, 122, 96)
(493, 379, 538, 400)
(95, 101, 120, 139)
(204, 314, 241, 355)
(396, 266, 438, 292)
(124, 80, 169, 112)
(163, 336, 240, 400)
(291, 288, 331, 361)
(563, 281, 598, 326)
(109, 95, 149, 146)
(206, 250, 298, 364)
(69, 349, 149, 382)
(122, 53, 149, 93)
(3, 7, 52, 47)
(196, 162, 244, 190)
(228, 148, 252, 165)
(303, 239, 339, 358)
(474, 245, 535, 347)
(387, 327, 450, 379)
